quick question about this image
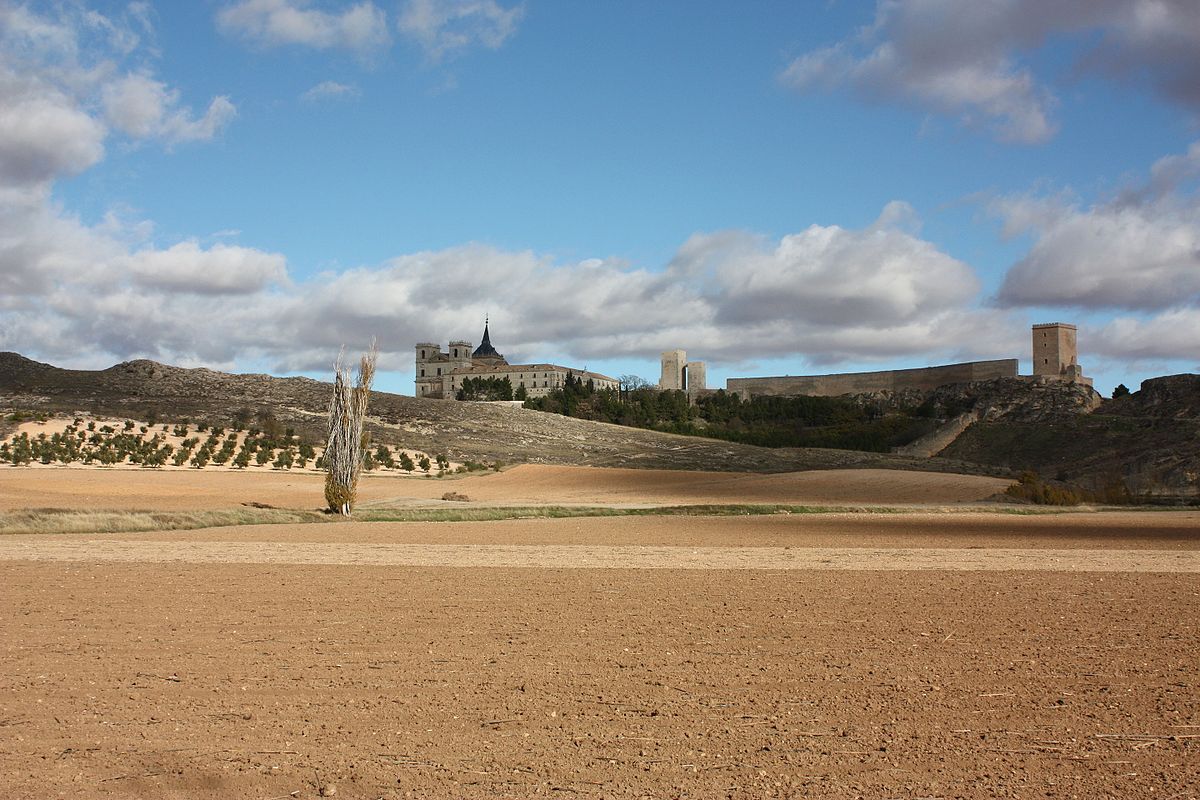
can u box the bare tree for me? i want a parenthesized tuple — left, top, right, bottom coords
(324, 341, 377, 515)
(619, 374, 650, 392)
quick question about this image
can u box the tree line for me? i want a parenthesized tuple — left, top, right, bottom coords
(522, 376, 939, 452)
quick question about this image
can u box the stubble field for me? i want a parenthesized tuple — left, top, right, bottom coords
(1, 465, 1197, 798)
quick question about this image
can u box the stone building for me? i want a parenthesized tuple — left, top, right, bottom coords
(659, 349, 707, 399)
(415, 321, 618, 400)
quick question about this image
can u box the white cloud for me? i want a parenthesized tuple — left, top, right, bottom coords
(995, 142, 1200, 310)
(0, 200, 1008, 374)
(102, 73, 235, 144)
(397, 0, 523, 61)
(301, 79, 361, 102)
(1090, 309, 1200, 361)
(783, 0, 1200, 144)
(126, 241, 289, 295)
(217, 0, 390, 54)
(0, 71, 106, 185)
(0, 4, 235, 159)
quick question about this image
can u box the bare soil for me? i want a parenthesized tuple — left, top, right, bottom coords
(0, 463, 1013, 512)
(1, 468, 1197, 799)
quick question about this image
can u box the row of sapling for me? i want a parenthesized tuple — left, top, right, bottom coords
(0, 408, 439, 478)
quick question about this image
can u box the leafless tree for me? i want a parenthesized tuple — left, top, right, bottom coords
(324, 341, 377, 515)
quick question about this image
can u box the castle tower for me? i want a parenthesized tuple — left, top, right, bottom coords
(685, 361, 707, 397)
(415, 342, 442, 397)
(447, 340, 473, 371)
(1032, 323, 1078, 378)
(660, 350, 686, 390)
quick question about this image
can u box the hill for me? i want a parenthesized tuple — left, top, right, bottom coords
(934, 375, 1200, 501)
(0, 353, 997, 476)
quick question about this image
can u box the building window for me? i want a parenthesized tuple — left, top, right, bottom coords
(437, 368, 441, 376)
(420, 369, 425, 377)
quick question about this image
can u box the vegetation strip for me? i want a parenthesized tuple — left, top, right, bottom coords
(1, 503, 1077, 535)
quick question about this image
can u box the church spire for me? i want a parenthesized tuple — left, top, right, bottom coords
(471, 316, 505, 363)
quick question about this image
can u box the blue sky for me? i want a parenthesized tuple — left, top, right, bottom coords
(3, 1, 1200, 397)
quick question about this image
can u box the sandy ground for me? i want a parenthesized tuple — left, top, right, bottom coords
(0, 463, 1015, 512)
(1, 467, 1198, 798)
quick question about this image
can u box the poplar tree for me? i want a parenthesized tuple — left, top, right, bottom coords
(324, 342, 378, 515)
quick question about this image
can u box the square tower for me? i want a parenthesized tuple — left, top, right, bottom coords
(685, 361, 707, 397)
(660, 350, 686, 390)
(1032, 323, 1078, 377)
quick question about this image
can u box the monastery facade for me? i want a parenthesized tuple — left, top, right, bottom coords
(415, 321, 618, 400)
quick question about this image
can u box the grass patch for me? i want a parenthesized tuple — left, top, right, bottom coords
(2, 500, 1094, 535)
(351, 503, 1072, 523)
(0, 508, 331, 535)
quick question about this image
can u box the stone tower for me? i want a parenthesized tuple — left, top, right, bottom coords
(414, 342, 443, 398)
(685, 361, 707, 397)
(660, 350, 687, 390)
(1031, 322, 1078, 378)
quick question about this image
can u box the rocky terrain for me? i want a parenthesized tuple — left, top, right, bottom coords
(938, 375, 1200, 501)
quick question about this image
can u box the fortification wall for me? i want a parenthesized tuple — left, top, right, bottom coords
(727, 359, 1019, 398)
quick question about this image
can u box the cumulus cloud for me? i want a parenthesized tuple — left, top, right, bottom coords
(783, 0, 1200, 144)
(102, 73, 235, 144)
(301, 79, 361, 102)
(0, 4, 235, 157)
(1089, 309, 1200, 362)
(397, 0, 523, 61)
(0, 72, 107, 185)
(0, 195, 1015, 376)
(995, 142, 1200, 310)
(216, 0, 390, 54)
(126, 241, 289, 294)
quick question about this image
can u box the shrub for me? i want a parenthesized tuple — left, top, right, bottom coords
(1004, 471, 1084, 506)
(375, 444, 395, 469)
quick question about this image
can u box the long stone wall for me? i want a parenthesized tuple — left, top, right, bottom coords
(727, 359, 1019, 398)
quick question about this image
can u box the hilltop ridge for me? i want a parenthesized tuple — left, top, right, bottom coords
(0, 352, 994, 476)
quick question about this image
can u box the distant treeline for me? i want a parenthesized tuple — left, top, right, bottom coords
(523, 376, 939, 452)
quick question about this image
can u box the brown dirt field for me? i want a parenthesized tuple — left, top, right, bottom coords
(0, 464, 1014, 512)
(381, 465, 1017, 507)
(1, 513, 1199, 799)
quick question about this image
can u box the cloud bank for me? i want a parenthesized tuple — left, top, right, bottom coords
(783, 0, 1200, 144)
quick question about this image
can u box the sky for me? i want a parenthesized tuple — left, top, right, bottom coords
(2, 1, 1199, 398)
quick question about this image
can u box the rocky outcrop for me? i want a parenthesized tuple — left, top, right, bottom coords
(1103, 374, 1200, 419)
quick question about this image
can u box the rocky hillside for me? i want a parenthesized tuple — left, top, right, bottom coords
(938, 376, 1199, 501)
(0, 353, 998, 476)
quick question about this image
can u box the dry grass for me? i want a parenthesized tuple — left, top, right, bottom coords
(0, 501, 1080, 536)
(0, 508, 331, 535)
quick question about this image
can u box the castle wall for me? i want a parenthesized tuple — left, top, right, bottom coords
(685, 362, 707, 396)
(726, 359, 1019, 398)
